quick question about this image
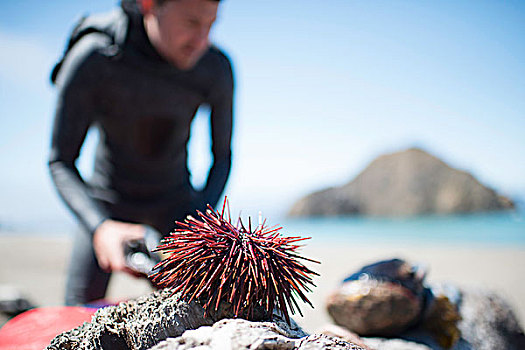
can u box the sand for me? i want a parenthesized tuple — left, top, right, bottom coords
(1, 233, 524, 334)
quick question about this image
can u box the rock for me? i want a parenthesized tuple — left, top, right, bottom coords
(45, 289, 369, 350)
(327, 288, 525, 350)
(362, 338, 432, 350)
(325, 259, 525, 349)
(47, 289, 215, 350)
(149, 319, 367, 350)
(420, 288, 462, 348)
(326, 259, 426, 336)
(327, 280, 422, 337)
(395, 288, 525, 349)
(317, 324, 372, 349)
(457, 288, 525, 350)
(47, 289, 306, 350)
(0, 284, 35, 317)
(341, 259, 427, 295)
(289, 148, 514, 217)
(46, 258, 525, 349)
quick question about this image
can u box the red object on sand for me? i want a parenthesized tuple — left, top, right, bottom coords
(0, 306, 96, 350)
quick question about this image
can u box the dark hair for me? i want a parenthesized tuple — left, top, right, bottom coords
(122, 0, 221, 14)
(155, 0, 221, 5)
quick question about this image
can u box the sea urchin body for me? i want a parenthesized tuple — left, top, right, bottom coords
(149, 199, 319, 324)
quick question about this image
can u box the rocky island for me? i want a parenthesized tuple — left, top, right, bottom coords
(289, 148, 514, 217)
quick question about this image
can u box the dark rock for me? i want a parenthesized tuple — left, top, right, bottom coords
(342, 259, 427, 295)
(326, 259, 426, 336)
(327, 280, 422, 337)
(457, 288, 525, 350)
(46, 289, 306, 350)
(47, 289, 216, 350)
(45, 288, 369, 350)
(393, 288, 525, 350)
(289, 148, 514, 217)
(325, 259, 525, 349)
(0, 284, 36, 317)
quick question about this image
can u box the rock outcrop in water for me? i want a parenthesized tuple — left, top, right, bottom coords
(289, 148, 514, 217)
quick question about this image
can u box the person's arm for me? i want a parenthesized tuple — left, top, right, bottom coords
(49, 35, 144, 273)
(49, 34, 110, 235)
(198, 54, 234, 210)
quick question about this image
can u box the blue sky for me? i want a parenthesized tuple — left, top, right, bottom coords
(1, 0, 524, 229)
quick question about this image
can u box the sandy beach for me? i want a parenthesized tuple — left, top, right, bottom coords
(1, 233, 524, 334)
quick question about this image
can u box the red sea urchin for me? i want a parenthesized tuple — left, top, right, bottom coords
(149, 199, 320, 324)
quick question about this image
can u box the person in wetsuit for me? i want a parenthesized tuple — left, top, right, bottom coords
(48, 0, 233, 305)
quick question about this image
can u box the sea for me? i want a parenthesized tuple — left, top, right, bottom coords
(278, 209, 525, 247)
(2, 208, 524, 248)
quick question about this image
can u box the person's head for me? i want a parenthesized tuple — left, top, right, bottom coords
(141, 0, 221, 70)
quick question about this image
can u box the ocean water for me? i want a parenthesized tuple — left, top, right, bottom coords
(2, 209, 524, 247)
(278, 210, 525, 247)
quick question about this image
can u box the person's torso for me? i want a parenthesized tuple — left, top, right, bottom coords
(65, 9, 230, 205)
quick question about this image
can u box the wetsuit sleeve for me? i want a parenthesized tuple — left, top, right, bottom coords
(201, 56, 234, 209)
(48, 34, 110, 235)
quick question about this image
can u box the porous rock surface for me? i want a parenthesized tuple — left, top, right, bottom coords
(46, 289, 318, 350)
(150, 319, 366, 350)
(47, 286, 525, 349)
(47, 289, 216, 350)
(289, 148, 514, 217)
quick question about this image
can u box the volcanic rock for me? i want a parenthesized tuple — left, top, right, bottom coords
(46, 289, 215, 350)
(46, 289, 307, 350)
(289, 148, 514, 217)
(150, 319, 367, 350)
(46, 289, 372, 350)
(46, 283, 525, 349)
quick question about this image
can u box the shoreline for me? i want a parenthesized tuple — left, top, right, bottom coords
(1, 233, 524, 333)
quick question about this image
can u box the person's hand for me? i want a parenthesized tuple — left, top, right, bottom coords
(93, 219, 146, 275)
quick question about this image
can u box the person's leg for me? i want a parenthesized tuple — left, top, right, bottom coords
(64, 228, 111, 305)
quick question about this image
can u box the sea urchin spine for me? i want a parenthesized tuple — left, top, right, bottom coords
(149, 199, 319, 324)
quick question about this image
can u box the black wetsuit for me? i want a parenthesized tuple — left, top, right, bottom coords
(48, 6, 233, 304)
